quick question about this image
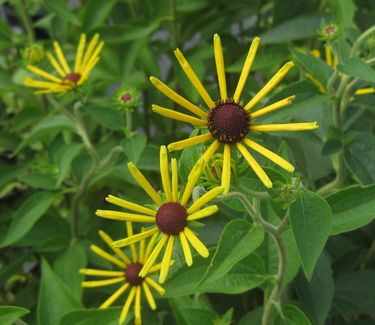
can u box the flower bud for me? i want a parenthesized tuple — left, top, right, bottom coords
(113, 85, 140, 111)
(23, 44, 44, 64)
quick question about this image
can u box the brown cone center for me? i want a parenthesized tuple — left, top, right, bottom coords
(125, 263, 144, 286)
(63, 73, 81, 84)
(121, 93, 132, 102)
(156, 202, 187, 235)
(208, 100, 250, 144)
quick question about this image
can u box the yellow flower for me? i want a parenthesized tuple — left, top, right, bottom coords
(80, 226, 165, 325)
(96, 146, 224, 284)
(308, 46, 375, 95)
(150, 34, 318, 192)
(24, 34, 104, 94)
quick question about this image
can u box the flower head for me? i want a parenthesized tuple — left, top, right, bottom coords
(96, 146, 224, 283)
(80, 226, 165, 325)
(24, 34, 104, 94)
(150, 34, 318, 192)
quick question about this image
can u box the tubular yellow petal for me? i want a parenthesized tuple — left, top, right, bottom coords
(160, 146, 172, 201)
(119, 286, 136, 325)
(145, 277, 166, 296)
(174, 48, 215, 108)
(213, 34, 227, 100)
(221, 144, 231, 193)
(159, 236, 175, 283)
(33, 87, 69, 94)
(305, 73, 326, 93)
(355, 87, 375, 95)
(179, 231, 193, 266)
(80, 40, 103, 76)
(78, 56, 100, 84)
(171, 158, 178, 202)
(96, 210, 155, 223)
(251, 122, 318, 132)
(53, 42, 70, 74)
(244, 61, 295, 111)
(90, 244, 127, 269)
(311, 49, 321, 58)
(105, 195, 156, 216)
(112, 227, 159, 248)
(243, 138, 294, 172)
(126, 222, 138, 262)
(81, 277, 124, 288)
(233, 37, 260, 102)
(168, 133, 213, 152)
(79, 33, 100, 73)
(150, 76, 208, 119)
(99, 283, 129, 309)
(184, 228, 209, 258)
(187, 205, 218, 221)
(180, 158, 205, 206)
(201, 140, 220, 165)
(139, 235, 168, 277)
(152, 105, 207, 127)
(236, 142, 272, 188)
(79, 268, 125, 277)
(325, 46, 333, 66)
(24, 77, 63, 89)
(148, 262, 164, 274)
(134, 286, 141, 324)
(250, 95, 296, 119)
(99, 230, 131, 265)
(47, 53, 66, 77)
(142, 282, 156, 310)
(127, 162, 163, 206)
(27, 65, 62, 83)
(145, 232, 159, 261)
(139, 227, 146, 263)
(187, 186, 224, 214)
(74, 34, 86, 72)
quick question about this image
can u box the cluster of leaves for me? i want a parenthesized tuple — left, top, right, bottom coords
(1, 0, 375, 324)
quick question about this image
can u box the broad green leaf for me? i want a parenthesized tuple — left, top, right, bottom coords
(176, 0, 210, 13)
(81, 0, 116, 31)
(0, 164, 26, 190)
(238, 307, 263, 325)
(331, 0, 356, 28)
(55, 143, 83, 186)
(84, 106, 124, 130)
(289, 190, 332, 279)
(38, 258, 82, 325)
(1, 191, 59, 247)
(0, 306, 30, 325)
(59, 308, 125, 325)
(337, 57, 375, 83)
(294, 253, 334, 325)
(199, 220, 264, 285)
(326, 184, 375, 234)
(54, 240, 87, 299)
(273, 304, 312, 325)
(122, 133, 147, 164)
(19, 173, 56, 190)
(42, 0, 81, 25)
(343, 133, 375, 184)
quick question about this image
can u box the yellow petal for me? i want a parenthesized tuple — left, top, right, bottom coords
(27, 65, 62, 83)
(187, 186, 224, 214)
(74, 34, 86, 72)
(105, 195, 156, 216)
(24, 77, 63, 89)
(187, 205, 218, 221)
(126, 221, 138, 262)
(142, 282, 156, 310)
(127, 162, 163, 206)
(79, 56, 100, 84)
(144, 232, 159, 261)
(139, 227, 146, 263)
(96, 210, 155, 223)
(81, 277, 124, 287)
(150, 76, 208, 119)
(145, 277, 165, 296)
(134, 286, 142, 324)
(243, 138, 294, 172)
(47, 53, 65, 77)
(236, 142, 272, 188)
(152, 105, 207, 127)
(90, 244, 127, 269)
(221, 144, 231, 193)
(233, 37, 260, 102)
(99, 230, 131, 265)
(250, 95, 296, 119)
(213, 34, 227, 100)
(244, 61, 295, 111)
(201, 140, 220, 165)
(139, 235, 168, 277)
(119, 286, 136, 325)
(325, 46, 333, 66)
(159, 236, 175, 283)
(99, 283, 129, 309)
(53, 41, 71, 74)
(79, 33, 99, 73)
(171, 158, 179, 202)
(112, 227, 159, 248)
(167, 133, 213, 152)
(180, 158, 204, 206)
(184, 228, 209, 258)
(355, 87, 375, 95)
(179, 231, 193, 266)
(160, 146, 172, 201)
(251, 122, 318, 132)
(174, 48, 215, 108)
(79, 268, 125, 277)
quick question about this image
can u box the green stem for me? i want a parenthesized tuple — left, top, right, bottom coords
(125, 109, 133, 138)
(351, 25, 375, 56)
(17, 0, 35, 44)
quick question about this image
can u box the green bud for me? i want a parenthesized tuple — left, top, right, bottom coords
(318, 23, 340, 41)
(273, 177, 303, 209)
(23, 44, 45, 64)
(113, 85, 140, 111)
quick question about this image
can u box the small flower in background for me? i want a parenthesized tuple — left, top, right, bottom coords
(319, 22, 340, 42)
(24, 34, 104, 94)
(80, 227, 165, 325)
(150, 34, 318, 192)
(22, 43, 45, 65)
(96, 146, 224, 283)
(113, 85, 141, 111)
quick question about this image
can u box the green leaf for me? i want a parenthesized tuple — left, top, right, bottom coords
(343, 133, 375, 184)
(238, 307, 263, 325)
(38, 258, 82, 325)
(19, 173, 56, 190)
(81, 0, 116, 31)
(1, 191, 59, 247)
(294, 253, 334, 325)
(326, 184, 375, 235)
(59, 307, 124, 325)
(0, 306, 30, 325)
(122, 133, 147, 164)
(199, 220, 264, 285)
(337, 57, 375, 83)
(84, 106, 124, 130)
(331, 0, 356, 28)
(55, 143, 83, 186)
(289, 190, 332, 279)
(42, 0, 81, 25)
(273, 304, 312, 325)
